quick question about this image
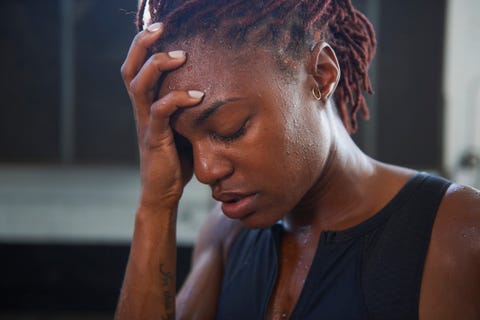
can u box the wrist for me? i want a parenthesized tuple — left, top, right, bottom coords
(135, 204, 178, 229)
(130, 206, 178, 267)
(138, 190, 182, 215)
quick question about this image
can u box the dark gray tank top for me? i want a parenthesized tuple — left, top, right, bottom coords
(216, 172, 451, 319)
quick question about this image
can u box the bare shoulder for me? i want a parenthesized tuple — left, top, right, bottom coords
(434, 182, 480, 274)
(432, 182, 480, 273)
(193, 202, 244, 264)
(442, 182, 480, 210)
(420, 182, 480, 319)
(435, 182, 480, 252)
(176, 203, 243, 319)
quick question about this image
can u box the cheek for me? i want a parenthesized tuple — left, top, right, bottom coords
(223, 114, 291, 187)
(247, 111, 308, 190)
(279, 107, 329, 192)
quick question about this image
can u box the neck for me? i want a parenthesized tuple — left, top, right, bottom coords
(283, 103, 380, 234)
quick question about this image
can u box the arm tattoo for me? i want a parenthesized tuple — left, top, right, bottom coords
(160, 264, 174, 312)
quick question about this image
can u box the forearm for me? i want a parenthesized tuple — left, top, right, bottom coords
(115, 206, 177, 320)
(116, 20, 203, 319)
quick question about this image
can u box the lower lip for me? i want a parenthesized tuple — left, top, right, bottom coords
(221, 194, 257, 219)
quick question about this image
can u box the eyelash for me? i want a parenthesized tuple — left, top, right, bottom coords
(213, 121, 248, 143)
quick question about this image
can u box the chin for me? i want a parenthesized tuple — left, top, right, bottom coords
(235, 209, 284, 229)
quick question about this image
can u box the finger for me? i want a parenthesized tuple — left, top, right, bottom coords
(145, 90, 205, 147)
(128, 50, 187, 107)
(129, 51, 187, 132)
(175, 134, 194, 186)
(120, 22, 164, 84)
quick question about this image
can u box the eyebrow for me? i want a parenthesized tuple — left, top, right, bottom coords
(194, 97, 245, 125)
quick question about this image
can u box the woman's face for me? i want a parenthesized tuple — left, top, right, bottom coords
(160, 38, 332, 228)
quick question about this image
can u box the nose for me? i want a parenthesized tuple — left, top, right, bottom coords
(193, 143, 233, 186)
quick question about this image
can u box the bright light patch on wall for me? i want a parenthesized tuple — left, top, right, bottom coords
(0, 166, 211, 245)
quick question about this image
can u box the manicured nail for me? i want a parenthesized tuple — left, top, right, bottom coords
(147, 22, 163, 33)
(188, 90, 205, 99)
(168, 50, 185, 59)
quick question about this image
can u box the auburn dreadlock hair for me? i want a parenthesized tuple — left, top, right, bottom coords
(136, 0, 376, 133)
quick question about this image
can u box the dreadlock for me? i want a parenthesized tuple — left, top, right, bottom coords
(136, 0, 376, 133)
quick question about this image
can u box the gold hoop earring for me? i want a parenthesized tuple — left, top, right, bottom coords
(312, 87, 322, 101)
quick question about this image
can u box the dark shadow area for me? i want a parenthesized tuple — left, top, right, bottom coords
(0, 243, 192, 314)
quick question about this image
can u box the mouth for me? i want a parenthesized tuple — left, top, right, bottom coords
(213, 191, 249, 203)
(223, 196, 242, 204)
(214, 192, 257, 219)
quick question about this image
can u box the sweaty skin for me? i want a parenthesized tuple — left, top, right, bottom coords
(115, 24, 480, 320)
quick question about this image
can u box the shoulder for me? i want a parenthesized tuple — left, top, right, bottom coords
(420, 181, 480, 317)
(434, 182, 480, 255)
(431, 181, 480, 267)
(175, 203, 243, 319)
(193, 202, 244, 265)
(442, 181, 480, 211)
(419, 181, 480, 318)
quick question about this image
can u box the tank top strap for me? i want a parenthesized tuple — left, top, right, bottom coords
(362, 172, 451, 320)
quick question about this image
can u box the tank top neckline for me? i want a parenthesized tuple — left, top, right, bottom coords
(274, 171, 428, 244)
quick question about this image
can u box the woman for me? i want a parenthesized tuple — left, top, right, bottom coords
(115, 1, 480, 319)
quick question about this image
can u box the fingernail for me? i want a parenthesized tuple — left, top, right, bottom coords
(188, 90, 205, 99)
(147, 22, 163, 33)
(168, 50, 185, 59)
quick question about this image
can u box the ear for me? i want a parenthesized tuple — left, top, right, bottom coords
(308, 42, 341, 100)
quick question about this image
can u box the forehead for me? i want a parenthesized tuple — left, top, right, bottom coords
(159, 38, 289, 126)
(159, 37, 274, 97)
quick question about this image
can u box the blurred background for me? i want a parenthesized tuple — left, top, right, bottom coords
(0, 0, 479, 319)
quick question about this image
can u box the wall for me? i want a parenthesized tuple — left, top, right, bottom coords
(444, 0, 480, 187)
(375, 0, 446, 170)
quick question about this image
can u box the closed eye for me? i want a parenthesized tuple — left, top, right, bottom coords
(212, 120, 248, 143)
